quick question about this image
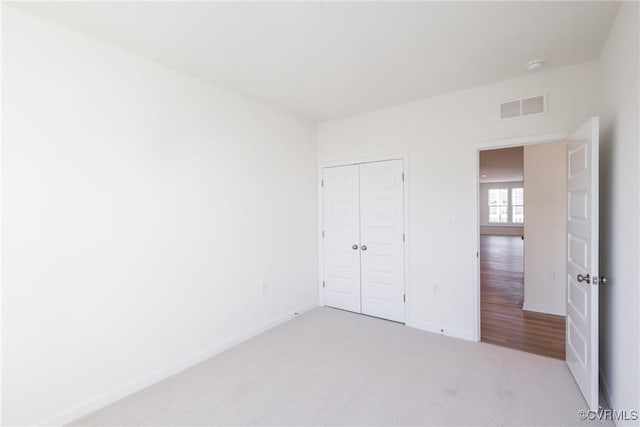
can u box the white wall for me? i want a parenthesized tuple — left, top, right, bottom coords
(598, 1, 640, 420)
(522, 142, 567, 316)
(318, 60, 602, 341)
(1, 8, 318, 425)
(479, 181, 524, 236)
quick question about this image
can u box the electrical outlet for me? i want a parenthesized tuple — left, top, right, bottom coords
(550, 272, 557, 281)
(261, 282, 268, 294)
(433, 284, 439, 294)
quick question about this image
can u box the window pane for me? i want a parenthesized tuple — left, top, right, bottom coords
(500, 206, 508, 223)
(488, 188, 509, 223)
(512, 188, 524, 206)
(499, 189, 509, 206)
(489, 189, 509, 206)
(489, 206, 499, 223)
(488, 189, 500, 206)
(513, 206, 524, 223)
(489, 206, 508, 223)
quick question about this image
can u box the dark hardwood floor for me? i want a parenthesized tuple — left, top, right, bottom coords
(480, 235, 566, 359)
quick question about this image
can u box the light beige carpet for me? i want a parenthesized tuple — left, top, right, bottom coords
(72, 307, 608, 426)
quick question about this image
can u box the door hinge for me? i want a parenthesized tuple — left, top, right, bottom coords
(402, 233, 405, 242)
(322, 281, 325, 288)
(476, 252, 479, 258)
(321, 179, 324, 187)
(403, 294, 406, 302)
(402, 172, 405, 181)
(322, 230, 325, 238)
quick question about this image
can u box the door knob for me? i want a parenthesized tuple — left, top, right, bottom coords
(361, 245, 368, 251)
(577, 274, 591, 284)
(352, 244, 358, 250)
(594, 275, 608, 285)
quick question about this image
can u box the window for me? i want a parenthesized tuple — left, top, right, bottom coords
(512, 188, 524, 223)
(488, 188, 509, 223)
(488, 187, 524, 224)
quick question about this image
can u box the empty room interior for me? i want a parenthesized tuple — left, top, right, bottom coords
(1, 1, 639, 426)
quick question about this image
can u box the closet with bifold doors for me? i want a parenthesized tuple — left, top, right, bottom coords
(321, 159, 406, 323)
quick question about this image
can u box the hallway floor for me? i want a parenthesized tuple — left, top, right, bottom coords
(480, 235, 566, 359)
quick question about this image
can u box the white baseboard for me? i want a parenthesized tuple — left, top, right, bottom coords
(406, 319, 475, 342)
(37, 302, 318, 426)
(522, 301, 566, 316)
(599, 370, 613, 409)
(480, 226, 524, 236)
(598, 371, 631, 427)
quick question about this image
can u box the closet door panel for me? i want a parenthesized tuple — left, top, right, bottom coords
(359, 160, 405, 322)
(322, 165, 361, 313)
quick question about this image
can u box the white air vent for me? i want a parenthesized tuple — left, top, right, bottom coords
(500, 95, 546, 119)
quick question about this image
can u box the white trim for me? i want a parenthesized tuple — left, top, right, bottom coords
(318, 153, 410, 325)
(403, 156, 410, 325)
(522, 302, 566, 317)
(406, 319, 475, 342)
(36, 302, 317, 426)
(0, 2, 4, 424)
(0, 2, 4, 423)
(317, 167, 325, 307)
(472, 132, 568, 342)
(599, 370, 613, 410)
(474, 132, 567, 151)
(318, 153, 407, 169)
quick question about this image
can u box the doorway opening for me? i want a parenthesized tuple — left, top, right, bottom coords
(474, 119, 599, 409)
(478, 143, 566, 359)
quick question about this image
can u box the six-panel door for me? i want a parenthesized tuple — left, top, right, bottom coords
(322, 160, 405, 323)
(322, 165, 362, 313)
(565, 117, 599, 411)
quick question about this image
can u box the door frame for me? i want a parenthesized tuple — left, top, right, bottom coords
(318, 153, 410, 323)
(472, 133, 567, 342)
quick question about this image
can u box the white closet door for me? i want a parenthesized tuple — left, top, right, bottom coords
(322, 165, 361, 313)
(359, 160, 405, 322)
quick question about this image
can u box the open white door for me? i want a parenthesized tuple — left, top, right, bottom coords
(322, 165, 361, 313)
(565, 117, 599, 410)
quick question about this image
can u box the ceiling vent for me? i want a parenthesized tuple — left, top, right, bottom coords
(500, 95, 546, 119)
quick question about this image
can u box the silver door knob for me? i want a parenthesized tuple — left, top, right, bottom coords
(594, 275, 608, 285)
(577, 274, 591, 284)
(352, 244, 358, 250)
(361, 245, 368, 251)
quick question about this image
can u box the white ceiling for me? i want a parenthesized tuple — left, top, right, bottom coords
(9, 1, 620, 122)
(479, 147, 523, 183)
